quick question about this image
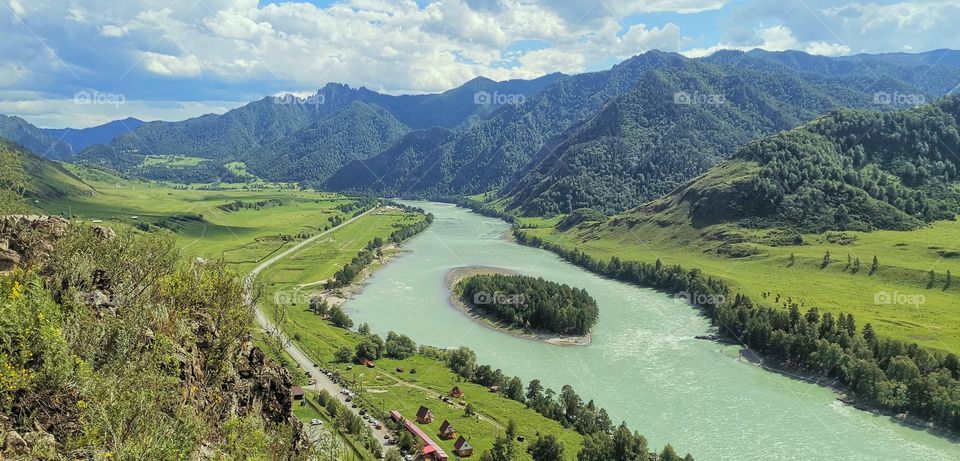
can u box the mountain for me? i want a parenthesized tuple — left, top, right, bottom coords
(246, 102, 409, 184)
(76, 75, 562, 172)
(331, 50, 960, 212)
(501, 56, 888, 215)
(43, 117, 144, 152)
(625, 95, 960, 233)
(329, 50, 688, 197)
(0, 114, 73, 160)
(0, 138, 95, 213)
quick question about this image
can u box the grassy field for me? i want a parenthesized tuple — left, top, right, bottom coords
(39, 165, 355, 273)
(519, 206, 960, 354)
(140, 154, 207, 168)
(44, 171, 587, 459)
(257, 212, 585, 460)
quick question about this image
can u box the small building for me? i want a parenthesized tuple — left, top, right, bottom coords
(392, 409, 448, 461)
(360, 358, 375, 368)
(389, 410, 403, 423)
(454, 436, 474, 457)
(438, 420, 457, 440)
(449, 386, 464, 398)
(291, 386, 305, 401)
(488, 385, 500, 393)
(416, 405, 435, 424)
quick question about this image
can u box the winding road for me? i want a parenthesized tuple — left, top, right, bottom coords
(242, 207, 393, 449)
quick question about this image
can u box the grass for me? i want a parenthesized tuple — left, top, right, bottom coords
(257, 212, 584, 460)
(140, 155, 207, 168)
(46, 171, 588, 459)
(39, 166, 354, 273)
(519, 204, 960, 353)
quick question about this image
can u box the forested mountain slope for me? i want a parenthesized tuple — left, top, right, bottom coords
(0, 115, 73, 160)
(501, 58, 883, 215)
(330, 50, 960, 211)
(628, 96, 960, 232)
(246, 102, 409, 184)
(76, 75, 561, 171)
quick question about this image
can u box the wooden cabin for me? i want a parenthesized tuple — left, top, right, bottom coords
(291, 386, 305, 401)
(438, 420, 457, 440)
(454, 436, 474, 457)
(449, 386, 464, 398)
(416, 405, 435, 424)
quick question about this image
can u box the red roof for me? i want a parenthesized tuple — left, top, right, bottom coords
(402, 419, 448, 460)
(389, 410, 402, 423)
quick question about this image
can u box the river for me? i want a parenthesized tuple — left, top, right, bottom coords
(344, 202, 960, 460)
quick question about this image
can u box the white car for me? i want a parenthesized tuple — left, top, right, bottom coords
(310, 419, 322, 426)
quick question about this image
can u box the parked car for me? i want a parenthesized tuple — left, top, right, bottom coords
(310, 419, 322, 426)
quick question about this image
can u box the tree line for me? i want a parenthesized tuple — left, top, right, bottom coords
(514, 229, 960, 433)
(458, 274, 599, 335)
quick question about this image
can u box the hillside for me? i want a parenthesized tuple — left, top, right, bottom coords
(246, 102, 409, 184)
(43, 117, 144, 152)
(76, 76, 561, 172)
(633, 96, 960, 232)
(501, 57, 879, 215)
(330, 50, 959, 210)
(0, 217, 306, 459)
(0, 115, 73, 160)
(0, 139, 95, 213)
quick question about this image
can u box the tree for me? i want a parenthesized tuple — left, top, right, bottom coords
(329, 305, 353, 329)
(358, 323, 371, 335)
(385, 331, 417, 359)
(384, 448, 403, 461)
(505, 377, 525, 402)
(397, 431, 414, 453)
(870, 255, 880, 275)
(334, 346, 353, 363)
(482, 436, 517, 461)
(464, 403, 476, 416)
(448, 346, 477, 379)
(355, 336, 384, 361)
(309, 296, 329, 316)
(528, 435, 564, 461)
(659, 444, 682, 461)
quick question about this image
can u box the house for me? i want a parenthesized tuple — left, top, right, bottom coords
(438, 420, 457, 440)
(454, 436, 474, 457)
(449, 386, 464, 398)
(488, 385, 500, 393)
(360, 358, 375, 368)
(291, 386, 305, 401)
(391, 409, 449, 461)
(416, 405, 435, 424)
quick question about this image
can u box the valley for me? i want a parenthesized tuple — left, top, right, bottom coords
(3, 25, 960, 459)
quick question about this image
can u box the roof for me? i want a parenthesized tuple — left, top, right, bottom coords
(402, 419, 448, 460)
(454, 436, 472, 450)
(416, 405, 432, 419)
(439, 420, 455, 434)
(290, 386, 304, 397)
(389, 410, 402, 423)
(450, 386, 462, 393)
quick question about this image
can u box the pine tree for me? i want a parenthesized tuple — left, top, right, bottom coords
(870, 255, 879, 275)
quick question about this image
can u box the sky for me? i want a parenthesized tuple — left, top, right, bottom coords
(2, 0, 959, 128)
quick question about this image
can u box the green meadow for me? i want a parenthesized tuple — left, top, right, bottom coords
(519, 212, 960, 353)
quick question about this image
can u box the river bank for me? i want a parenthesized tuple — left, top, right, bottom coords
(445, 265, 592, 346)
(302, 243, 405, 307)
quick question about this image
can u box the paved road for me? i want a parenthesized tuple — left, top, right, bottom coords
(243, 207, 393, 450)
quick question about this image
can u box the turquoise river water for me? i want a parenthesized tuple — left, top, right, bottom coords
(344, 202, 959, 460)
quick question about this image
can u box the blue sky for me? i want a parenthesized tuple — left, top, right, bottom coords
(2, 0, 959, 128)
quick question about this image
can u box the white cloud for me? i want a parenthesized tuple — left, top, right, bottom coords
(143, 52, 202, 77)
(684, 24, 850, 57)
